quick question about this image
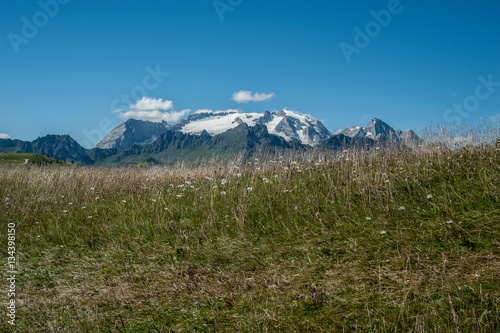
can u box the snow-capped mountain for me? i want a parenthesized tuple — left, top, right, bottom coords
(339, 118, 420, 145)
(178, 109, 331, 145)
(97, 110, 332, 149)
(1, 115, 421, 165)
(96, 114, 420, 152)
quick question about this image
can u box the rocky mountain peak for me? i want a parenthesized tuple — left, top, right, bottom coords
(96, 119, 170, 149)
(339, 118, 420, 146)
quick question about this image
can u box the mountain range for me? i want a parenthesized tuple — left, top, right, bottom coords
(0, 111, 419, 165)
(97, 110, 332, 150)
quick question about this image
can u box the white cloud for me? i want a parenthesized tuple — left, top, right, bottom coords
(0, 133, 10, 139)
(133, 97, 173, 111)
(194, 109, 214, 114)
(451, 136, 475, 146)
(488, 113, 500, 122)
(232, 90, 275, 103)
(214, 109, 239, 114)
(194, 109, 239, 115)
(114, 97, 189, 123)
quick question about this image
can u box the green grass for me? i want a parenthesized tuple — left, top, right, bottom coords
(0, 140, 499, 332)
(0, 153, 67, 165)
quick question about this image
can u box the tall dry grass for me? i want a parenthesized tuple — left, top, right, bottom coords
(0, 121, 499, 332)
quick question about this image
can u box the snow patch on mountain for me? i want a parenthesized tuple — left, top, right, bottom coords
(179, 109, 331, 146)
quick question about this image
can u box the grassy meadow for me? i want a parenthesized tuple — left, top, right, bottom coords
(0, 153, 67, 166)
(1, 124, 500, 332)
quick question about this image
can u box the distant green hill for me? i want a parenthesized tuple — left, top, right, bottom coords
(0, 135, 94, 165)
(0, 153, 68, 165)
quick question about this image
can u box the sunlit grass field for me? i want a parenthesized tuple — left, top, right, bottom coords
(0, 153, 67, 166)
(1, 124, 500, 332)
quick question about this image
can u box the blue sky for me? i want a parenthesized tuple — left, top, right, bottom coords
(1, 0, 499, 147)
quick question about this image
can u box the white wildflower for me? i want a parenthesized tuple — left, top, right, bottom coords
(398, 206, 405, 211)
(380, 230, 387, 234)
(366, 217, 372, 221)
(220, 191, 226, 195)
(247, 187, 253, 192)
(426, 194, 433, 199)
(221, 179, 227, 185)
